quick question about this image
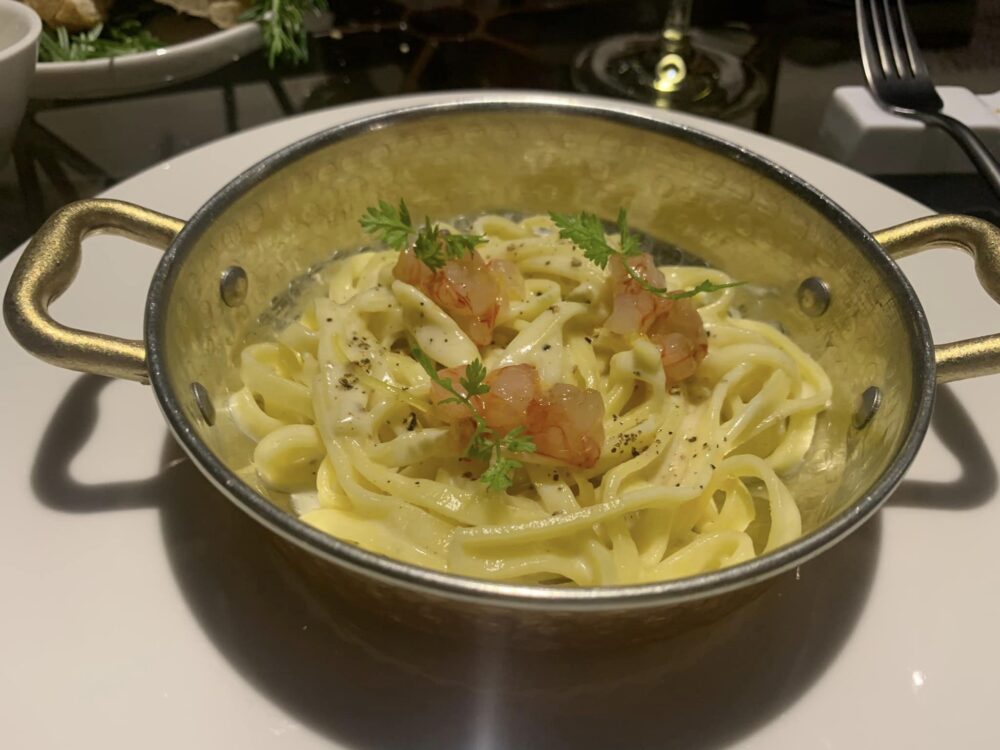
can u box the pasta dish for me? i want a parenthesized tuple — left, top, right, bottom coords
(228, 204, 832, 586)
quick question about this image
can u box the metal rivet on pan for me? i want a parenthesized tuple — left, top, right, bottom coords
(854, 386, 881, 429)
(219, 266, 248, 307)
(191, 382, 215, 426)
(797, 277, 831, 317)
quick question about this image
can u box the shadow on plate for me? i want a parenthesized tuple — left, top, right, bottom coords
(886, 384, 998, 510)
(28, 374, 993, 749)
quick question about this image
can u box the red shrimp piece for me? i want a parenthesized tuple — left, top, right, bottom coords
(393, 248, 435, 289)
(429, 364, 540, 432)
(605, 254, 669, 335)
(429, 362, 605, 469)
(481, 364, 541, 437)
(487, 258, 525, 307)
(393, 248, 503, 346)
(429, 366, 478, 426)
(649, 299, 709, 385)
(427, 252, 501, 346)
(603, 252, 709, 385)
(525, 383, 605, 469)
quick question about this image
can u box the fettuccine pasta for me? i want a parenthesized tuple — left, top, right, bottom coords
(229, 213, 832, 585)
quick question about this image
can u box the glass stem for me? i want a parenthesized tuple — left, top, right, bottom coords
(660, 0, 694, 53)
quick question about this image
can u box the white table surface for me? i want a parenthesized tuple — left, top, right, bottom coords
(2, 91, 999, 750)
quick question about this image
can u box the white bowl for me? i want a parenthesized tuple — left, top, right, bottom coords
(31, 21, 263, 100)
(0, 0, 41, 166)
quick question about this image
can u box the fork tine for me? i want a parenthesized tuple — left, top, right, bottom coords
(881, 0, 911, 78)
(866, 0, 897, 78)
(857, 0, 887, 81)
(893, 0, 931, 78)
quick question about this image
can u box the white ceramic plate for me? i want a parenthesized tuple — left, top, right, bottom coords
(2, 92, 999, 749)
(31, 21, 261, 100)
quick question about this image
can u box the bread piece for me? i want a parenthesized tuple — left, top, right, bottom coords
(23, 0, 115, 32)
(153, 0, 253, 29)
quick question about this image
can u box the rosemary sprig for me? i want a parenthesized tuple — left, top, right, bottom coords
(550, 208, 743, 300)
(241, 0, 329, 68)
(38, 0, 324, 68)
(360, 199, 485, 271)
(38, 21, 163, 63)
(412, 348, 536, 492)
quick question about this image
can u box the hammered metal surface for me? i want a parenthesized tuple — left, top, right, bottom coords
(269, 531, 774, 649)
(159, 110, 916, 538)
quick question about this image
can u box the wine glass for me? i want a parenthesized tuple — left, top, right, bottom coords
(571, 0, 767, 121)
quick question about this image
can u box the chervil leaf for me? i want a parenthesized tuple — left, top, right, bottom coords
(666, 279, 744, 300)
(413, 220, 485, 270)
(362, 199, 485, 271)
(467, 425, 494, 462)
(413, 346, 477, 406)
(616, 207, 642, 257)
(619, 262, 745, 300)
(411, 346, 442, 384)
(411, 347, 535, 492)
(480, 456, 522, 492)
(359, 199, 414, 251)
(552, 208, 744, 302)
(459, 360, 489, 398)
(550, 211, 613, 268)
(442, 233, 486, 260)
(397, 198, 411, 228)
(413, 218, 448, 270)
(501, 426, 537, 455)
(412, 347, 465, 401)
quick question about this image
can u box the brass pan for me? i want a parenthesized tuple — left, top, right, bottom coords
(7, 97, 1000, 640)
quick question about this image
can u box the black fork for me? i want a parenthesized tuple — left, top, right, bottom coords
(857, 0, 1000, 200)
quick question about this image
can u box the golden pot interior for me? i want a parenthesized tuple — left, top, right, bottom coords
(156, 106, 923, 570)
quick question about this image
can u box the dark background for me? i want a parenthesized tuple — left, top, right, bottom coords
(3, 0, 998, 257)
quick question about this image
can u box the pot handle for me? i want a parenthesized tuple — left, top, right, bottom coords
(874, 214, 1000, 384)
(3, 199, 184, 383)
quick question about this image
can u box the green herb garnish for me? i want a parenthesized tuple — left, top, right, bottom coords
(360, 199, 414, 251)
(479, 428, 536, 493)
(38, 0, 325, 68)
(550, 208, 743, 300)
(38, 21, 163, 63)
(242, 0, 329, 68)
(360, 199, 485, 271)
(412, 348, 536, 492)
